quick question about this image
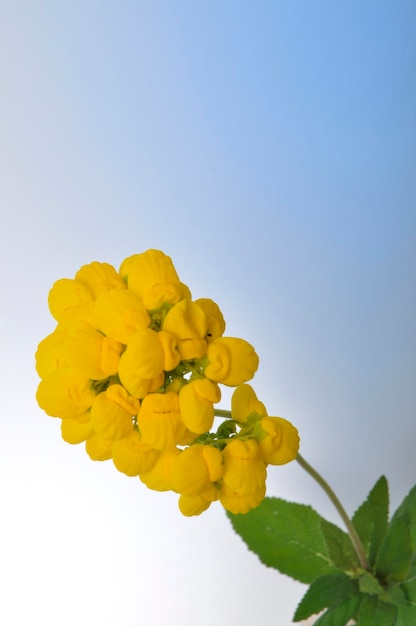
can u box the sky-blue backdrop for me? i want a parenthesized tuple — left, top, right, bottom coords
(1, 2, 415, 625)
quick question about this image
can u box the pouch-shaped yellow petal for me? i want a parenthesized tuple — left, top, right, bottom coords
(178, 492, 217, 516)
(194, 298, 226, 342)
(163, 300, 207, 340)
(142, 283, 187, 310)
(121, 377, 151, 400)
(112, 430, 160, 476)
(75, 261, 125, 297)
(101, 336, 124, 376)
(257, 417, 300, 465)
(120, 249, 187, 309)
(36, 368, 96, 418)
(148, 372, 165, 393)
(56, 301, 95, 332)
(138, 392, 188, 450)
(94, 289, 150, 344)
(231, 384, 267, 422)
(139, 447, 180, 491)
(205, 338, 259, 386)
(90, 386, 136, 441)
(48, 278, 93, 322)
(157, 330, 181, 371)
(35, 328, 69, 378)
(85, 433, 113, 461)
(64, 329, 123, 380)
(219, 481, 266, 515)
(106, 384, 140, 415)
(163, 300, 208, 359)
(118, 328, 164, 395)
(222, 439, 266, 495)
(120, 249, 179, 286)
(171, 443, 223, 496)
(61, 416, 94, 444)
(179, 379, 220, 433)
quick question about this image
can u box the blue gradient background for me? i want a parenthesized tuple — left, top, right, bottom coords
(1, 2, 415, 624)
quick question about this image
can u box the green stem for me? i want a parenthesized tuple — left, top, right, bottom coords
(214, 409, 232, 418)
(296, 454, 370, 571)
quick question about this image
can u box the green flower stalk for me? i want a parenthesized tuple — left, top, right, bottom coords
(296, 453, 370, 571)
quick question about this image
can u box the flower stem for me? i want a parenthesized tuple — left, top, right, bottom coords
(296, 454, 369, 571)
(214, 409, 232, 418)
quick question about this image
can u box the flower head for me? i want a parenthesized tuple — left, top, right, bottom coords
(36, 249, 299, 517)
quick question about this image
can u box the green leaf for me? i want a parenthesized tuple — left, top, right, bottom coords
(390, 484, 416, 553)
(358, 571, 384, 595)
(401, 571, 416, 605)
(293, 572, 359, 622)
(227, 497, 338, 583)
(312, 596, 360, 626)
(357, 595, 397, 626)
(379, 583, 408, 608)
(320, 518, 360, 572)
(395, 604, 416, 625)
(376, 514, 413, 582)
(352, 476, 389, 566)
(375, 484, 416, 588)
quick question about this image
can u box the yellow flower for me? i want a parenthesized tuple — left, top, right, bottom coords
(231, 384, 267, 422)
(205, 338, 259, 386)
(112, 430, 160, 476)
(170, 443, 223, 496)
(219, 482, 266, 515)
(257, 416, 300, 465)
(94, 289, 150, 344)
(63, 329, 123, 380)
(139, 448, 180, 491)
(178, 491, 219, 516)
(35, 328, 69, 378)
(157, 330, 181, 371)
(179, 378, 221, 433)
(138, 392, 188, 450)
(162, 299, 208, 360)
(230, 385, 299, 466)
(118, 328, 165, 396)
(61, 415, 94, 444)
(48, 278, 93, 322)
(75, 261, 125, 297)
(85, 433, 113, 461)
(194, 298, 225, 342)
(36, 368, 96, 418)
(120, 249, 191, 309)
(90, 384, 139, 441)
(56, 301, 96, 332)
(222, 438, 266, 495)
(119, 329, 181, 398)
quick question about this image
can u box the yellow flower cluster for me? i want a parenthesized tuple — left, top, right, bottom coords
(36, 249, 299, 515)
